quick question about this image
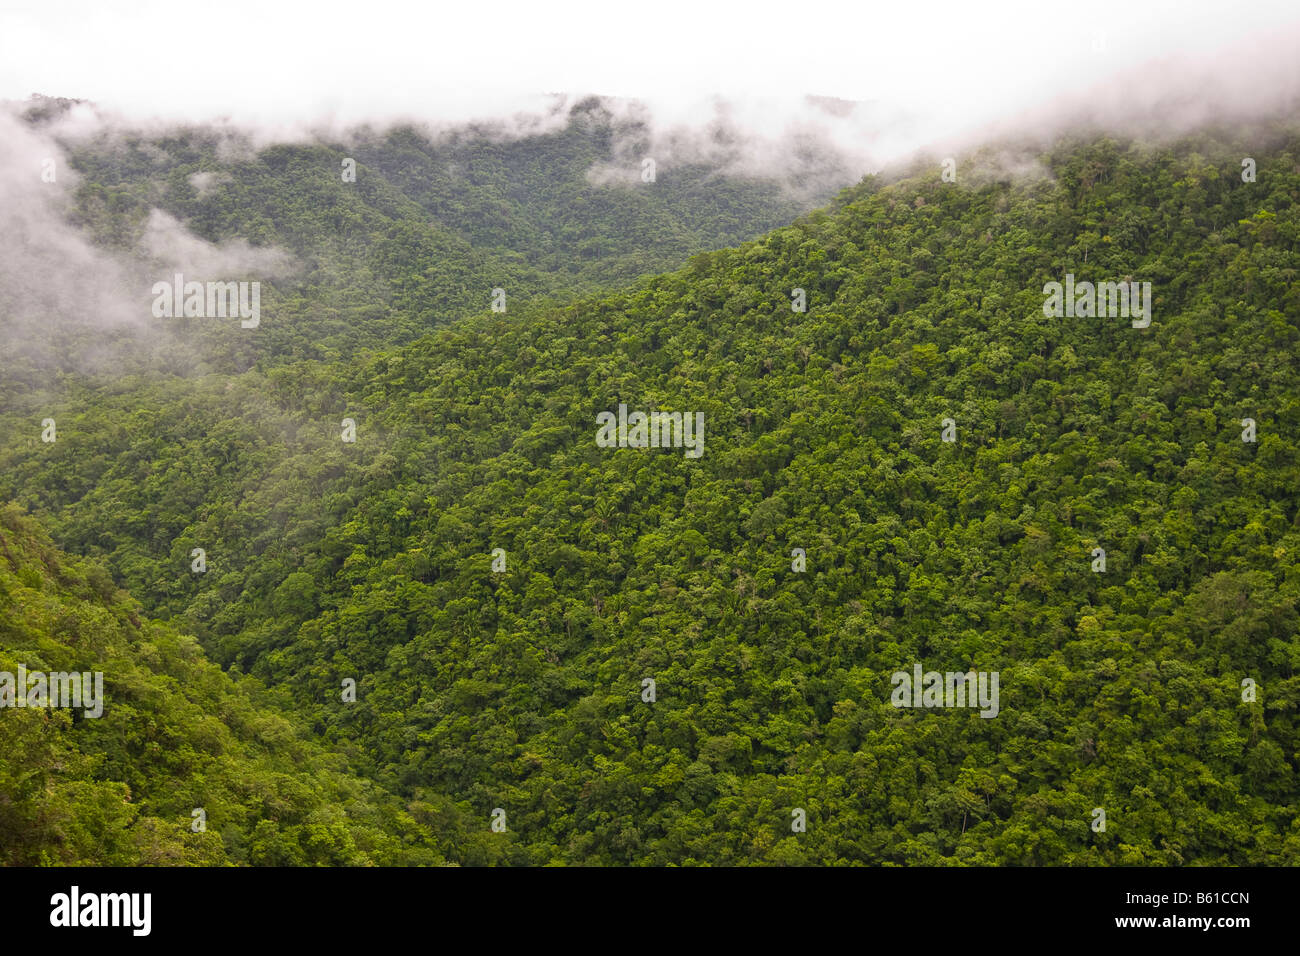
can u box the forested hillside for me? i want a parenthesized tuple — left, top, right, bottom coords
(4, 121, 1300, 864)
(33, 95, 843, 368)
(0, 505, 464, 865)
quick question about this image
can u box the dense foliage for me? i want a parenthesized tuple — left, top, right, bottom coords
(0, 505, 462, 865)
(52, 96, 837, 368)
(4, 119, 1299, 864)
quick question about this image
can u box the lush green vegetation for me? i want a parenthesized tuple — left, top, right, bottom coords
(0, 504, 463, 865)
(54, 96, 837, 369)
(3, 117, 1299, 864)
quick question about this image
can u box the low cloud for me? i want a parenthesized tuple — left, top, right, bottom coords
(141, 209, 297, 279)
(0, 106, 147, 376)
(0, 103, 298, 379)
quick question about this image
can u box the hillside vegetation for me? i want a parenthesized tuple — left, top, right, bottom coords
(4, 122, 1299, 864)
(44, 96, 840, 368)
(0, 505, 470, 864)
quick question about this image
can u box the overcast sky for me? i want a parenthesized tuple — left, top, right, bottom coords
(2, 1, 1299, 149)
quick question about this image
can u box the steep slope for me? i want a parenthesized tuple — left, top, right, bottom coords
(33, 96, 842, 368)
(5, 123, 1300, 864)
(0, 504, 468, 865)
